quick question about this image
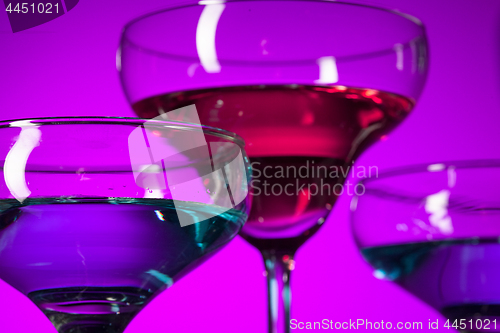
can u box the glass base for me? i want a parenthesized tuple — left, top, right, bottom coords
(28, 287, 152, 333)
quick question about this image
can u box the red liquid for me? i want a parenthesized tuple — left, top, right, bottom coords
(134, 85, 412, 251)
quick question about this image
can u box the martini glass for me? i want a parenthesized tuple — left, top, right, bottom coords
(0, 117, 250, 333)
(351, 160, 500, 333)
(118, 1, 428, 332)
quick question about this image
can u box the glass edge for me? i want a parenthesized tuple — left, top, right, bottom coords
(120, 0, 427, 62)
(357, 159, 500, 185)
(122, 0, 426, 33)
(0, 116, 246, 148)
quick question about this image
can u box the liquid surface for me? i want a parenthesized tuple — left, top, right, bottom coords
(134, 86, 412, 249)
(0, 198, 246, 332)
(363, 239, 500, 332)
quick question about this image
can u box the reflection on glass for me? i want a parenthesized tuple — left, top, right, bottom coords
(196, 4, 225, 73)
(4, 124, 41, 202)
(314, 56, 338, 85)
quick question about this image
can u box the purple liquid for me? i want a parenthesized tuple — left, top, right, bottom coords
(134, 86, 412, 249)
(363, 240, 500, 332)
(0, 198, 246, 332)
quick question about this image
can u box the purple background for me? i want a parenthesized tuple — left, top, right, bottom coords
(1, 0, 500, 332)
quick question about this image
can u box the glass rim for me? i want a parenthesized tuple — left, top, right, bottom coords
(120, 0, 426, 65)
(0, 116, 246, 148)
(357, 159, 500, 186)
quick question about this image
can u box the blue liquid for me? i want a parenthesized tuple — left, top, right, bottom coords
(0, 198, 247, 332)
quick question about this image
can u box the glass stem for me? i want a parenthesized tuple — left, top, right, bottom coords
(262, 250, 294, 333)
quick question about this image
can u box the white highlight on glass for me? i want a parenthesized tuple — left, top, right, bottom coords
(198, 0, 226, 4)
(116, 46, 122, 72)
(196, 4, 225, 73)
(373, 269, 387, 280)
(187, 63, 200, 78)
(267, 260, 279, 331)
(427, 163, 445, 172)
(350, 195, 358, 212)
(425, 190, 453, 235)
(146, 269, 174, 288)
(314, 56, 338, 84)
(447, 166, 456, 188)
(9, 120, 38, 127)
(154, 210, 165, 221)
(4, 124, 41, 203)
(393, 10, 423, 26)
(394, 43, 404, 71)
